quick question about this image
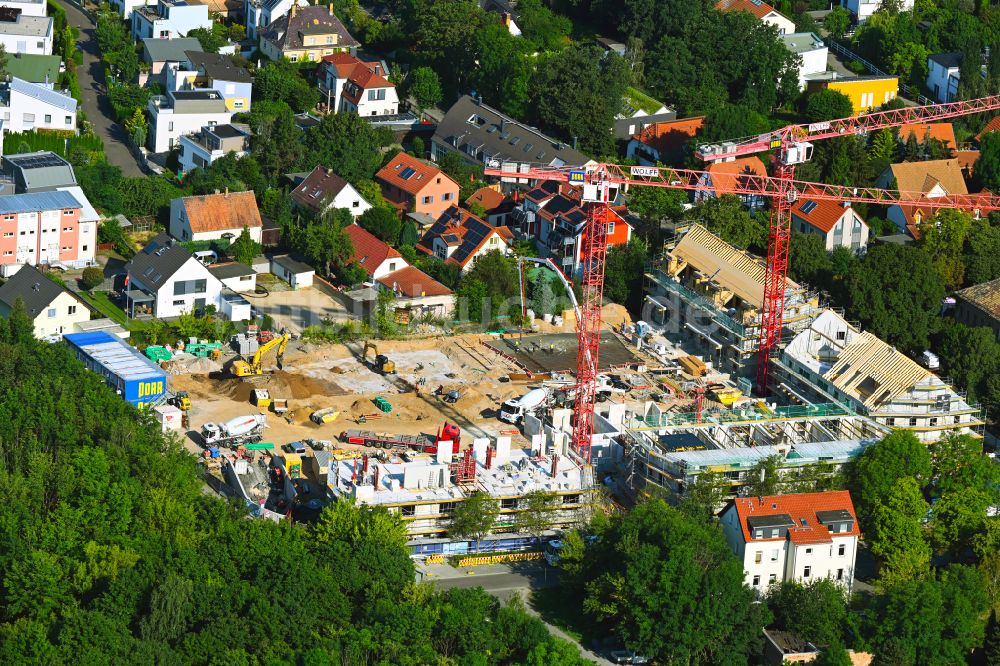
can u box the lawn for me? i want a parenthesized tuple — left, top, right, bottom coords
(79, 290, 128, 326)
(529, 587, 596, 644)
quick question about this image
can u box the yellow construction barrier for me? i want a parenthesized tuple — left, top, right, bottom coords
(425, 554, 445, 564)
(458, 551, 544, 567)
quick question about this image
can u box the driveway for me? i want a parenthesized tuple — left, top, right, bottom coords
(54, 0, 147, 177)
(248, 284, 355, 335)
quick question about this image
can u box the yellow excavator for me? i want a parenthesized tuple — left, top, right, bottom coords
(363, 341, 396, 374)
(229, 332, 290, 378)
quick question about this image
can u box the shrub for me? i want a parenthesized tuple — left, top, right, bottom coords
(79, 267, 104, 290)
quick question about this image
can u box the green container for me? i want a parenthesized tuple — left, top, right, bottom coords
(373, 396, 392, 413)
(144, 346, 172, 362)
(245, 442, 275, 451)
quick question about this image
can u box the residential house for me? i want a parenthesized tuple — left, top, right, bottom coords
(124, 234, 250, 319)
(0, 0, 48, 17)
(614, 86, 677, 140)
(168, 190, 263, 244)
(716, 0, 795, 34)
(290, 165, 372, 217)
(317, 52, 398, 117)
(898, 122, 957, 154)
(166, 51, 253, 112)
(806, 75, 898, 114)
(643, 224, 820, 378)
(376, 265, 454, 319)
(2, 151, 76, 193)
(246, 0, 304, 40)
(955, 278, 1000, 342)
(512, 181, 632, 276)
(5, 53, 60, 87)
(259, 3, 358, 63)
(111, 0, 152, 18)
(131, 0, 211, 40)
(270, 254, 313, 288)
(976, 115, 1000, 144)
(626, 116, 705, 166)
(465, 185, 515, 226)
(791, 197, 869, 252)
(178, 123, 252, 175)
(416, 206, 514, 273)
(0, 264, 90, 338)
(147, 89, 235, 153)
(0, 13, 52, 55)
(431, 95, 591, 182)
(479, 0, 521, 36)
(140, 37, 203, 87)
(375, 151, 460, 220)
(781, 32, 828, 90)
(926, 53, 962, 103)
(208, 261, 257, 293)
(695, 156, 769, 210)
(779, 309, 984, 442)
(0, 190, 94, 269)
(343, 223, 405, 280)
(841, 0, 913, 22)
(875, 158, 968, 237)
(0, 77, 76, 133)
(719, 491, 860, 594)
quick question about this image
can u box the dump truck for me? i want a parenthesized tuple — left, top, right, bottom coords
(310, 408, 340, 424)
(339, 422, 461, 455)
(271, 398, 289, 415)
(252, 389, 272, 409)
(201, 414, 267, 447)
(363, 341, 396, 374)
(498, 388, 549, 424)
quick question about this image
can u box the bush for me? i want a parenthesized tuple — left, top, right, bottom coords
(79, 267, 104, 290)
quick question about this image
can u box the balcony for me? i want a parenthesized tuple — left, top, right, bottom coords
(645, 266, 747, 337)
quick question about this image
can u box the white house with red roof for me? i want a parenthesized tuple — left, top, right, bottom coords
(695, 156, 769, 211)
(791, 197, 869, 252)
(318, 52, 398, 117)
(715, 0, 795, 34)
(720, 491, 860, 594)
(343, 223, 406, 280)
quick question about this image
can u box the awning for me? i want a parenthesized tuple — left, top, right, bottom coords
(125, 289, 154, 303)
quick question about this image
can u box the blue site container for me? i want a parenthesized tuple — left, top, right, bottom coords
(209, 447, 220, 458)
(63, 331, 168, 408)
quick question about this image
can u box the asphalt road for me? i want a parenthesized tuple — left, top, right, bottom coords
(55, 0, 147, 177)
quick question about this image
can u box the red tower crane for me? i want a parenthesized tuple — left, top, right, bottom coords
(486, 94, 1000, 464)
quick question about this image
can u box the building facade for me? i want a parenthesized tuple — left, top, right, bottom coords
(318, 53, 398, 117)
(177, 124, 251, 175)
(0, 14, 52, 55)
(791, 199, 869, 252)
(259, 3, 358, 62)
(0, 190, 92, 268)
(168, 191, 263, 244)
(131, 0, 211, 40)
(148, 90, 235, 153)
(0, 264, 90, 338)
(806, 76, 899, 114)
(926, 53, 962, 103)
(1, 77, 76, 133)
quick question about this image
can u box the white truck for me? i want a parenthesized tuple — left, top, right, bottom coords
(201, 414, 267, 447)
(498, 388, 549, 424)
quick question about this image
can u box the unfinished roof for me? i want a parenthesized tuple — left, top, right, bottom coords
(887, 158, 967, 198)
(180, 191, 262, 233)
(671, 223, 798, 307)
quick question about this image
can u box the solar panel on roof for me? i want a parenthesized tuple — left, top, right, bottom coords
(399, 167, 416, 180)
(801, 201, 818, 214)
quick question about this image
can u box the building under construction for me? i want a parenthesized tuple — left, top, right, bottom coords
(326, 435, 595, 554)
(643, 224, 821, 379)
(621, 401, 887, 505)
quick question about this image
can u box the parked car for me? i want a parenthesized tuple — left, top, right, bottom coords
(608, 649, 651, 664)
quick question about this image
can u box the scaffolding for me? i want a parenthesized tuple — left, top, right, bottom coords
(634, 401, 854, 429)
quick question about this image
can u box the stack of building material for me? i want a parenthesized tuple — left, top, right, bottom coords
(233, 333, 259, 356)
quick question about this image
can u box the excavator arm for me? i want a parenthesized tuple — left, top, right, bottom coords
(250, 333, 289, 373)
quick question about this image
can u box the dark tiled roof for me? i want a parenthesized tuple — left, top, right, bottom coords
(185, 51, 252, 83)
(290, 165, 351, 212)
(0, 264, 77, 316)
(125, 234, 194, 293)
(260, 5, 359, 52)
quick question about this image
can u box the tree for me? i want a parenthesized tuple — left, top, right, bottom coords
(788, 231, 832, 286)
(603, 238, 648, 307)
(517, 0, 571, 51)
(823, 6, 852, 39)
(699, 103, 771, 144)
(985, 609, 1000, 666)
(867, 478, 931, 586)
(0, 44, 9, 80)
(79, 267, 104, 291)
(676, 472, 726, 520)
(408, 66, 442, 114)
(919, 208, 973, 289)
(231, 226, 259, 265)
(685, 195, 768, 252)
(358, 207, 402, 245)
(470, 23, 532, 118)
(518, 490, 559, 543)
(964, 218, 1000, 285)
(457, 250, 520, 323)
(581, 500, 771, 662)
(405, 0, 485, 96)
(251, 110, 305, 180)
(851, 430, 932, 518)
(399, 219, 419, 248)
(306, 115, 393, 183)
(187, 26, 224, 53)
(977, 132, 1000, 193)
(806, 89, 854, 123)
(253, 60, 320, 113)
(767, 578, 849, 647)
(450, 491, 499, 551)
(868, 128, 898, 173)
(533, 44, 632, 156)
(846, 244, 945, 351)
(530, 270, 557, 316)
(626, 186, 686, 226)
(935, 320, 1000, 412)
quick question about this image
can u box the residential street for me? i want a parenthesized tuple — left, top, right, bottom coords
(55, 0, 147, 176)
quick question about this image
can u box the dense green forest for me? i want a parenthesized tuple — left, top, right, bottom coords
(0, 304, 584, 664)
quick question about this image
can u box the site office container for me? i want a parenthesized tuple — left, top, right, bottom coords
(64, 331, 169, 408)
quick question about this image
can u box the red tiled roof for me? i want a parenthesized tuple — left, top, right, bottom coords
(181, 191, 261, 233)
(791, 193, 861, 234)
(343, 223, 401, 277)
(716, 0, 781, 20)
(376, 152, 457, 197)
(731, 490, 859, 545)
(956, 150, 979, 178)
(290, 166, 351, 212)
(416, 206, 514, 268)
(705, 156, 768, 193)
(465, 185, 506, 212)
(976, 115, 1000, 141)
(376, 265, 452, 298)
(898, 123, 956, 151)
(632, 117, 705, 156)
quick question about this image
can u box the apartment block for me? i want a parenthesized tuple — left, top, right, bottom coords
(0, 190, 93, 268)
(148, 90, 235, 153)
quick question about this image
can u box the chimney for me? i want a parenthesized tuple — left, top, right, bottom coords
(550, 453, 559, 478)
(485, 445, 494, 470)
(501, 118, 507, 133)
(224, 187, 229, 197)
(572, 136, 578, 150)
(328, 2, 333, 14)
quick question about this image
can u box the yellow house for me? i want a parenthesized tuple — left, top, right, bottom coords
(259, 3, 359, 63)
(806, 75, 899, 114)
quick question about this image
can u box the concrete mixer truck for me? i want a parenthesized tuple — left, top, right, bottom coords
(201, 414, 267, 447)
